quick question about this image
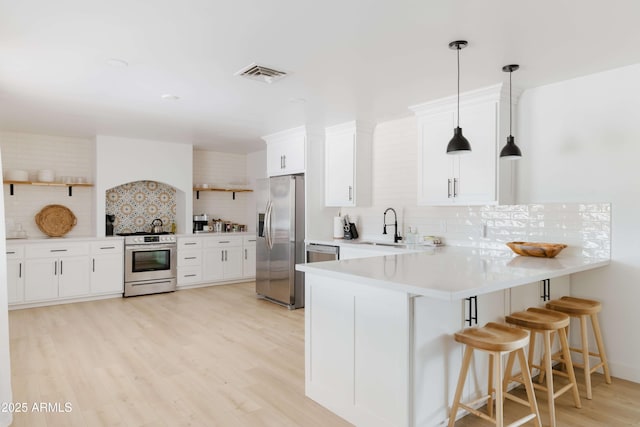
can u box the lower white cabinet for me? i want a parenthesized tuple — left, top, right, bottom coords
(90, 241, 124, 295)
(242, 236, 256, 278)
(203, 236, 243, 282)
(24, 242, 91, 302)
(178, 234, 256, 287)
(6, 245, 24, 304)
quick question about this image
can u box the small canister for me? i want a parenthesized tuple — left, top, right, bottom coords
(225, 222, 232, 232)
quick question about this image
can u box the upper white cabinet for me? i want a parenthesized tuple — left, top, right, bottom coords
(324, 121, 373, 207)
(410, 84, 515, 206)
(263, 126, 306, 177)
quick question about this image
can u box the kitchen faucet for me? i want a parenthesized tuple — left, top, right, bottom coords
(383, 208, 402, 243)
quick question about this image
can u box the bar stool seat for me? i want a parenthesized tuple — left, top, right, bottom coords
(505, 307, 581, 427)
(546, 296, 612, 399)
(448, 322, 540, 427)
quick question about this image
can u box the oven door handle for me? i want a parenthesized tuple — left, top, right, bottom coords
(126, 244, 176, 251)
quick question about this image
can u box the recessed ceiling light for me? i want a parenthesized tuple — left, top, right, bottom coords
(106, 58, 128, 67)
(161, 94, 180, 101)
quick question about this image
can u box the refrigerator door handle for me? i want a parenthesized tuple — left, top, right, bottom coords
(265, 200, 274, 250)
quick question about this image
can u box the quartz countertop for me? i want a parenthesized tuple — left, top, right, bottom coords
(6, 235, 124, 244)
(296, 245, 609, 301)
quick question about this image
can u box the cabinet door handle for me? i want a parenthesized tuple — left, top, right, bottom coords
(221, 250, 224, 262)
(184, 242, 197, 246)
(92, 258, 95, 273)
(244, 249, 247, 260)
(348, 185, 353, 201)
(283, 155, 286, 169)
(280, 155, 284, 169)
(184, 256, 197, 260)
(453, 178, 459, 198)
(7, 251, 15, 255)
(60, 260, 63, 275)
(54, 261, 57, 276)
(185, 274, 197, 278)
(447, 179, 452, 198)
(224, 250, 228, 262)
(219, 241, 230, 244)
(100, 246, 115, 250)
(50, 249, 68, 253)
(19, 262, 22, 278)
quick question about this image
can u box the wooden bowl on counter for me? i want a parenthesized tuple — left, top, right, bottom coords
(506, 241, 567, 258)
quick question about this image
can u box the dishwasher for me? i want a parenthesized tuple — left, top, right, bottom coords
(306, 243, 340, 263)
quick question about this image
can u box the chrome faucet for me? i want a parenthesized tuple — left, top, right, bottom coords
(383, 208, 402, 243)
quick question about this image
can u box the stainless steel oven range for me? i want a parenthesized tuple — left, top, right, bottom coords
(120, 233, 177, 297)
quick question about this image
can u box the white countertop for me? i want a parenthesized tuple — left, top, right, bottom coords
(6, 235, 124, 244)
(296, 245, 610, 301)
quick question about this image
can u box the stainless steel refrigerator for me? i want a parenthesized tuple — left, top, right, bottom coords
(256, 175, 305, 309)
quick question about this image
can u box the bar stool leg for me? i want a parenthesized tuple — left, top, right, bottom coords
(591, 313, 612, 384)
(516, 348, 542, 427)
(579, 315, 593, 399)
(449, 346, 474, 427)
(487, 353, 494, 418)
(494, 353, 504, 427)
(542, 331, 557, 427)
(558, 327, 582, 408)
(502, 351, 516, 403)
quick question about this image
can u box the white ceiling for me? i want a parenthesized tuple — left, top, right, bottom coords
(1, 0, 640, 153)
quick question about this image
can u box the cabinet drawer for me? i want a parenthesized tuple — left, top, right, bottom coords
(205, 236, 243, 248)
(178, 250, 201, 266)
(243, 236, 257, 246)
(6, 245, 24, 259)
(90, 241, 123, 254)
(178, 266, 202, 285)
(26, 242, 90, 258)
(178, 238, 203, 249)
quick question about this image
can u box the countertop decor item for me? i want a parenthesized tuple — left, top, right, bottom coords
(4, 169, 29, 182)
(35, 204, 77, 237)
(506, 241, 567, 258)
(446, 40, 472, 155)
(500, 64, 523, 159)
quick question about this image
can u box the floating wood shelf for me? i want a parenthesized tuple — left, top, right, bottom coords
(193, 187, 253, 200)
(4, 180, 93, 196)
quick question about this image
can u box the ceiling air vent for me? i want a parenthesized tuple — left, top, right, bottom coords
(235, 63, 288, 84)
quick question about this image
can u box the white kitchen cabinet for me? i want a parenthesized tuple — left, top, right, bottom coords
(90, 240, 123, 295)
(24, 242, 90, 302)
(203, 236, 243, 282)
(305, 274, 410, 427)
(242, 236, 256, 279)
(324, 121, 373, 207)
(411, 84, 515, 206)
(177, 237, 203, 286)
(263, 126, 306, 177)
(6, 245, 24, 304)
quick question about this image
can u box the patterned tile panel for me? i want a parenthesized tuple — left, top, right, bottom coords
(106, 181, 176, 234)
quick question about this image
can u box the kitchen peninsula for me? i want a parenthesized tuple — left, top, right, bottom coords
(296, 246, 609, 427)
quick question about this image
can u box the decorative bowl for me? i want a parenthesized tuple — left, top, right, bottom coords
(506, 242, 567, 258)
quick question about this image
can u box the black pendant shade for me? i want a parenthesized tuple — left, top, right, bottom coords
(447, 127, 471, 154)
(447, 40, 471, 155)
(499, 135, 522, 158)
(500, 64, 522, 160)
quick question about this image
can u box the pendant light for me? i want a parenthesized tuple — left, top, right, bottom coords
(446, 40, 471, 155)
(499, 64, 522, 159)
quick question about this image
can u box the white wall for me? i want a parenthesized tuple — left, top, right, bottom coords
(246, 150, 267, 232)
(193, 150, 250, 228)
(95, 135, 193, 235)
(0, 149, 13, 427)
(0, 132, 94, 238)
(517, 63, 640, 382)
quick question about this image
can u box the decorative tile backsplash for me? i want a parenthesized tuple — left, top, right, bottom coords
(106, 181, 176, 234)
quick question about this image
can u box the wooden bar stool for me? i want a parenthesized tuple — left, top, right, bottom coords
(448, 322, 540, 427)
(546, 296, 612, 399)
(505, 307, 581, 427)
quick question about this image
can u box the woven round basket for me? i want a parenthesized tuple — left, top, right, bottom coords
(35, 204, 77, 237)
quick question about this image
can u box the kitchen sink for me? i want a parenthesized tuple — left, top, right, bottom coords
(357, 241, 411, 249)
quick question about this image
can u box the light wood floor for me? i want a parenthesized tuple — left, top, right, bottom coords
(8, 282, 352, 427)
(8, 283, 640, 426)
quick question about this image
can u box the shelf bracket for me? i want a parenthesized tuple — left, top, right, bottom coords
(196, 190, 200, 200)
(232, 191, 236, 200)
(10, 184, 14, 196)
(68, 186, 73, 197)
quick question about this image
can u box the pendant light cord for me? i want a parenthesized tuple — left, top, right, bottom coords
(457, 46, 460, 127)
(509, 69, 512, 136)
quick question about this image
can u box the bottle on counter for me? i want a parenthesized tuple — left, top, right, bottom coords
(170, 221, 177, 234)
